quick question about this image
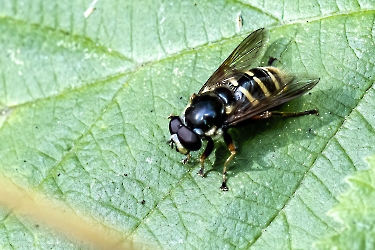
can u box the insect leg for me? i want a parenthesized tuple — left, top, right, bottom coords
(250, 109, 318, 120)
(270, 109, 319, 117)
(198, 137, 214, 177)
(267, 56, 277, 66)
(221, 130, 237, 191)
(181, 153, 191, 164)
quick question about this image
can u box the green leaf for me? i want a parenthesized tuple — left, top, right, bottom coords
(0, 0, 374, 249)
(315, 155, 375, 250)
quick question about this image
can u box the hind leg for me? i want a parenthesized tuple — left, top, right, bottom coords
(250, 109, 319, 120)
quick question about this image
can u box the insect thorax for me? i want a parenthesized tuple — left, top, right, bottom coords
(184, 92, 226, 136)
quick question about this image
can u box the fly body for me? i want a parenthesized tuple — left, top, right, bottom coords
(168, 28, 319, 191)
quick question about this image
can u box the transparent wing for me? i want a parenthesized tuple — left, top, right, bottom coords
(224, 77, 320, 126)
(199, 28, 269, 94)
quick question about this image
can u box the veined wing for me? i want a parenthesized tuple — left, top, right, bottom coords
(224, 76, 319, 126)
(198, 28, 269, 94)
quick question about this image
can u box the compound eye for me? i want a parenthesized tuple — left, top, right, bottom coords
(177, 126, 202, 151)
(169, 116, 183, 134)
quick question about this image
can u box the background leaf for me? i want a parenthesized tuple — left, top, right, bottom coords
(0, 0, 374, 249)
(315, 155, 375, 250)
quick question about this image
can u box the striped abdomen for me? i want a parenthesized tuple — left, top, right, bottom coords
(231, 67, 285, 106)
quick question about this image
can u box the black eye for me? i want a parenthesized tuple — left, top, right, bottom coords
(169, 116, 183, 134)
(177, 126, 201, 151)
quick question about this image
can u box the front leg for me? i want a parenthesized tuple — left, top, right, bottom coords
(198, 137, 214, 177)
(181, 153, 191, 164)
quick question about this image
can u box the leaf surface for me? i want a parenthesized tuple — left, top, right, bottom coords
(0, 0, 374, 249)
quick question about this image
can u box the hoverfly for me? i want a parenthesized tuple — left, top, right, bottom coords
(168, 28, 319, 191)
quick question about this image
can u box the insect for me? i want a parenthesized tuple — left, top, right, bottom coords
(168, 28, 319, 191)
(236, 11, 243, 32)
